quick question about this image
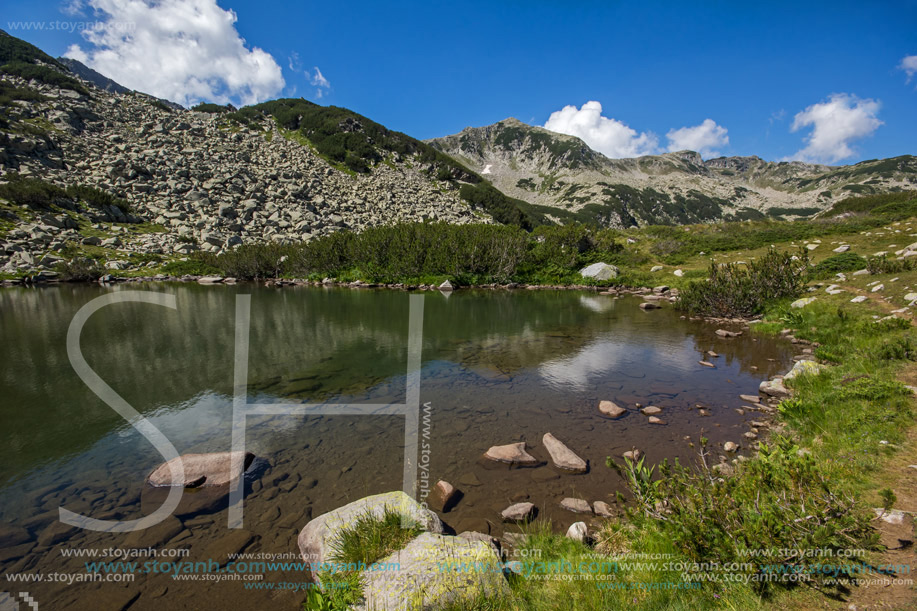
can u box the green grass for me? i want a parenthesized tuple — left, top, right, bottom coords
(303, 508, 423, 611)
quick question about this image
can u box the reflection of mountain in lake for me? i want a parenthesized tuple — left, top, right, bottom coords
(0, 284, 792, 482)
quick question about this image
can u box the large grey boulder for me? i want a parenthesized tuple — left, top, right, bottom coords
(356, 532, 509, 611)
(579, 262, 619, 281)
(297, 491, 442, 575)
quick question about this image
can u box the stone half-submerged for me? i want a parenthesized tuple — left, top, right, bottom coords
(483, 442, 539, 466)
(142, 451, 258, 516)
(542, 433, 587, 473)
(147, 451, 255, 488)
(355, 532, 509, 611)
(297, 491, 442, 577)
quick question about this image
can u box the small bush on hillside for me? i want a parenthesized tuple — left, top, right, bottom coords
(676, 248, 808, 317)
(191, 102, 232, 113)
(160, 258, 222, 277)
(866, 255, 917, 275)
(0, 80, 48, 106)
(0, 61, 89, 95)
(55, 257, 103, 281)
(810, 251, 867, 278)
(0, 173, 67, 208)
(66, 184, 131, 214)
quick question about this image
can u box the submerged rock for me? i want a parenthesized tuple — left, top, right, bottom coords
(147, 451, 255, 488)
(501, 502, 535, 522)
(542, 433, 587, 473)
(427, 480, 460, 513)
(598, 400, 626, 419)
(640, 406, 662, 416)
(484, 442, 538, 466)
(715, 329, 742, 338)
(560, 498, 592, 514)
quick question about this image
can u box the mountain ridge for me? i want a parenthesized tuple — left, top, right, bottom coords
(428, 118, 917, 227)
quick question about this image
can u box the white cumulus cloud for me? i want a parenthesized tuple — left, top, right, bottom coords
(789, 93, 882, 164)
(543, 101, 659, 158)
(901, 55, 917, 82)
(665, 119, 729, 157)
(64, 0, 285, 107)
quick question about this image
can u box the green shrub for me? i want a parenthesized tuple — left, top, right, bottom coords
(866, 255, 917, 275)
(150, 99, 172, 113)
(65, 184, 131, 214)
(810, 251, 867, 278)
(0, 173, 67, 208)
(160, 258, 222, 277)
(0, 61, 89, 95)
(676, 248, 809, 317)
(825, 191, 917, 217)
(459, 182, 534, 228)
(0, 80, 48, 106)
(608, 437, 878, 594)
(191, 102, 231, 113)
(54, 256, 103, 281)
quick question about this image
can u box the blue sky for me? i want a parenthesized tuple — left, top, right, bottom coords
(5, 0, 916, 163)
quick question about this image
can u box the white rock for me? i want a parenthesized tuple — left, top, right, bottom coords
(579, 262, 619, 281)
(566, 522, 589, 542)
(357, 532, 509, 610)
(790, 297, 816, 308)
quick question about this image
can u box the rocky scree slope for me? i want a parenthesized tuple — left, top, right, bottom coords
(429, 118, 917, 227)
(0, 46, 492, 276)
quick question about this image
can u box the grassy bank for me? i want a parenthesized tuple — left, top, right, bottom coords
(293, 249, 917, 610)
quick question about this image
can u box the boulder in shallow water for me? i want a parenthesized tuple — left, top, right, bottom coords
(484, 442, 538, 466)
(427, 480, 460, 513)
(598, 400, 626, 419)
(501, 502, 535, 522)
(561, 498, 592, 514)
(147, 452, 255, 488)
(542, 433, 587, 473)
